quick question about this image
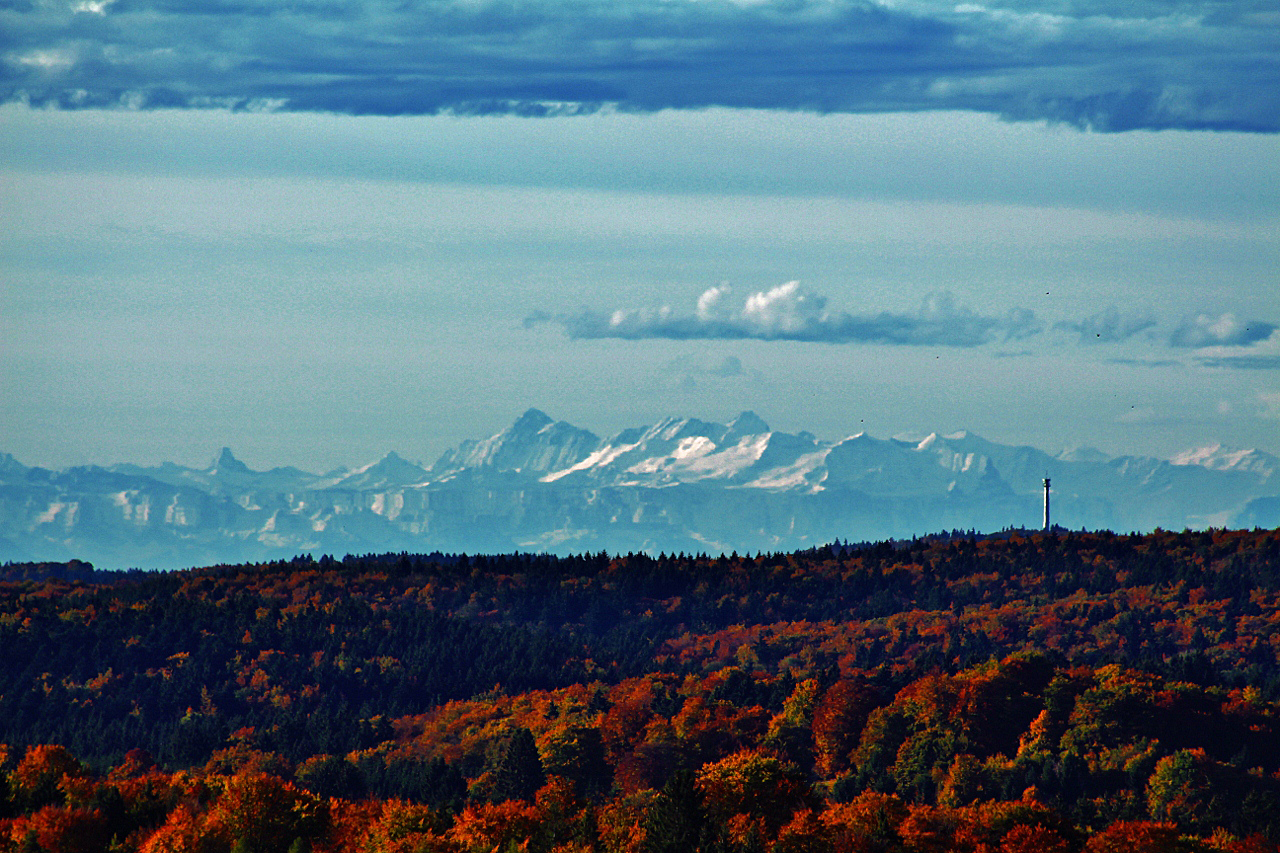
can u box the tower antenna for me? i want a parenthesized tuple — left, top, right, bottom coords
(1042, 476, 1051, 532)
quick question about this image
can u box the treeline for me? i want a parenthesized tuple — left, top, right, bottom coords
(0, 528, 1279, 851)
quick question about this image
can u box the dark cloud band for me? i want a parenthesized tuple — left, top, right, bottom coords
(3, 0, 1277, 130)
(1055, 307, 1157, 343)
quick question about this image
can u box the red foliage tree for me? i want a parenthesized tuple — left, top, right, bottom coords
(812, 681, 880, 779)
(1085, 820, 1180, 853)
(7, 805, 110, 853)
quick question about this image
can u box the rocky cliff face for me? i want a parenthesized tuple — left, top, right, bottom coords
(2, 411, 1276, 569)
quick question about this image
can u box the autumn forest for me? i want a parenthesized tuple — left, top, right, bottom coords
(3, 528, 1280, 852)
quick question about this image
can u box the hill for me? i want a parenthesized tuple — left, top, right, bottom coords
(1, 528, 1280, 851)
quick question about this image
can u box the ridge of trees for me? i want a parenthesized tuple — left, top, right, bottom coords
(0, 527, 1278, 851)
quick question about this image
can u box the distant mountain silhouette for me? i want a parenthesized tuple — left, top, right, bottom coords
(1, 410, 1275, 569)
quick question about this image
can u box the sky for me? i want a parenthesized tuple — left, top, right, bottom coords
(1, 0, 1278, 473)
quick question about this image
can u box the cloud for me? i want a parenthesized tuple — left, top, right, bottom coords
(1196, 355, 1280, 370)
(1260, 392, 1280, 420)
(536, 283, 1040, 347)
(1104, 357, 1183, 368)
(1169, 313, 1277, 348)
(1056, 306, 1157, 343)
(707, 356, 745, 378)
(663, 353, 752, 392)
(2, 0, 1277, 130)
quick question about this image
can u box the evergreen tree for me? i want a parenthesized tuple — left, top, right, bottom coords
(295, 755, 366, 801)
(490, 727, 545, 803)
(642, 770, 703, 853)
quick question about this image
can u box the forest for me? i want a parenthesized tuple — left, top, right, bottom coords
(1, 527, 1280, 852)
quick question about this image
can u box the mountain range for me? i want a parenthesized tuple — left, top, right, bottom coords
(2, 409, 1277, 569)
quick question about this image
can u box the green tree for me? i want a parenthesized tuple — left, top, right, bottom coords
(295, 755, 366, 801)
(1145, 749, 1212, 829)
(642, 770, 703, 853)
(490, 727, 545, 804)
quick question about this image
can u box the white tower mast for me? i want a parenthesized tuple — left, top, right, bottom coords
(1042, 477, 1051, 531)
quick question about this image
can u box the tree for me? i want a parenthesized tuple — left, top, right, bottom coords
(295, 755, 367, 801)
(696, 750, 811, 836)
(642, 770, 703, 853)
(1084, 820, 1180, 853)
(540, 725, 611, 798)
(12, 745, 85, 810)
(8, 806, 111, 853)
(450, 799, 539, 852)
(813, 681, 880, 779)
(490, 728, 546, 804)
(206, 772, 328, 853)
(1001, 824, 1072, 853)
(821, 791, 907, 853)
(1146, 749, 1212, 828)
(773, 810, 835, 853)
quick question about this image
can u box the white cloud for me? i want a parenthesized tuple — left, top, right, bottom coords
(540, 284, 1041, 347)
(696, 285, 733, 321)
(740, 281, 826, 335)
(1170, 312, 1276, 348)
(71, 0, 115, 15)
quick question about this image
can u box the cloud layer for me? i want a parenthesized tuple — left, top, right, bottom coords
(538, 283, 1041, 347)
(3, 0, 1278, 130)
(533, 287, 1280, 359)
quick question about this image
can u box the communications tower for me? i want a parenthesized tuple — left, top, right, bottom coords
(1042, 477, 1051, 531)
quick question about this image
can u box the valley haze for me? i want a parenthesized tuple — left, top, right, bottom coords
(2, 409, 1276, 571)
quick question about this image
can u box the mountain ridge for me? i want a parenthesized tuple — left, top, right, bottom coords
(1, 408, 1276, 569)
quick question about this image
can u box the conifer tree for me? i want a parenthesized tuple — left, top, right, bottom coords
(491, 727, 545, 803)
(642, 770, 703, 853)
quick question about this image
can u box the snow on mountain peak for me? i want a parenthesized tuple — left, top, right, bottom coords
(334, 451, 430, 489)
(1056, 446, 1112, 464)
(648, 416, 725, 443)
(1171, 444, 1277, 477)
(624, 429, 774, 484)
(434, 409, 601, 475)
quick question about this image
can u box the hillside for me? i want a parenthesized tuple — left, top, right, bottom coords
(2, 528, 1280, 851)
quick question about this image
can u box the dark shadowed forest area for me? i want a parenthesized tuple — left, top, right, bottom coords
(2, 527, 1280, 852)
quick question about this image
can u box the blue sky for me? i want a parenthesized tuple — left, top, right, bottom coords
(1, 0, 1278, 472)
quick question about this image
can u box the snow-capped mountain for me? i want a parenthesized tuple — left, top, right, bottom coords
(431, 409, 601, 476)
(1170, 444, 1279, 480)
(2, 410, 1277, 570)
(327, 452, 430, 491)
(534, 411, 824, 490)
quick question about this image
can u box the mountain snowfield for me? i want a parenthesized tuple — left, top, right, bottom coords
(2, 409, 1277, 570)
